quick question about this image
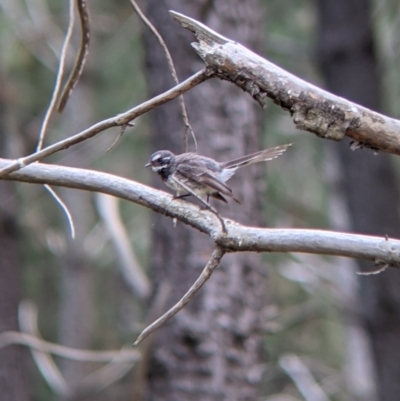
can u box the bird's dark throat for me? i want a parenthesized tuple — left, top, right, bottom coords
(158, 166, 171, 182)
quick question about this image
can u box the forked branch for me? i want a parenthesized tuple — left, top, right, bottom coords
(0, 68, 212, 178)
(133, 247, 225, 346)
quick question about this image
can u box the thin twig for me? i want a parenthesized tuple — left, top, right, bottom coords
(280, 354, 330, 401)
(57, 0, 91, 112)
(130, 0, 196, 152)
(35, 0, 76, 243)
(44, 184, 75, 238)
(96, 193, 151, 299)
(36, 0, 75, 152)
(0, 69, 212, 178)
(357, 263, 389, 276)
(0, 331, 140, 362)
(19, 301, 68, 396)
(19, 300, 137, 397)
(133, 247, 225, 346)
(76, 357, 135, 395)
(105, 123, 134, 153)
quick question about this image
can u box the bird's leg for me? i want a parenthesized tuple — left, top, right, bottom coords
(170, 191, 189, 227)
(170, 177, 226, 233)
(199, 195, 211, 210)
(172, 193, 191, 200)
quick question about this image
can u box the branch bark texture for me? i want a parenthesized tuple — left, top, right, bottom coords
(170, 11, 400, 155)
(2, 159, 400, 267)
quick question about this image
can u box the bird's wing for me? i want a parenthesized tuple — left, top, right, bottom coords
(198, 172, 234, 196)
(176, 164, 233, 197)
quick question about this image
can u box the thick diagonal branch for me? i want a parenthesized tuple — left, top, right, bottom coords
(170, 11, 400, 155)
(1, 160, 400, 268)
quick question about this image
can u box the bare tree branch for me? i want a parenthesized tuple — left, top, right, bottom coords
(16, 300, 142, 398)
(133, 247, 225, 346)
(57, 0, 91, 112)
(1, 327, 140, 396)
(280, 354, 331, 401)
(0, 331, 140, 363)
(44, 184, 75, 238)
(96, 193, 151, 300)
(19, 301, 68, 396)
(34, 0, 77, 245)
(36, 0, 75, 151)
(170, 11, 400, 155)
(0, 68, 212, 178)
(76, 358, 135, 395)
(1, 160, 400, 267)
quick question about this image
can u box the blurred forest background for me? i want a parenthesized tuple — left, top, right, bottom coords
(1, 0, 400, 400)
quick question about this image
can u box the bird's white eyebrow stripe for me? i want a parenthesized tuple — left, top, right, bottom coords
(151, 154, 161, 161)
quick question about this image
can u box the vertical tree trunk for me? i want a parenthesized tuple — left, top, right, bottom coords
(315, 1, 400, 400)
(142, 1, 266, 400)
(0, 92, 30, 401)
(57, 86, 95, 399)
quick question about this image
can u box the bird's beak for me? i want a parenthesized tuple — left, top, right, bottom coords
(145, 162, 151, 168)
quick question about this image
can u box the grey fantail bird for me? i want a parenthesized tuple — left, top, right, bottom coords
(145, 143, 291, 204)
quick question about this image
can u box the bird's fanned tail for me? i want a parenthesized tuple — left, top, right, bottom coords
(222, 143, 292, 169)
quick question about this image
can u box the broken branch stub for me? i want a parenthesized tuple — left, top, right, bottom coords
(170, 10, 400, 155)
